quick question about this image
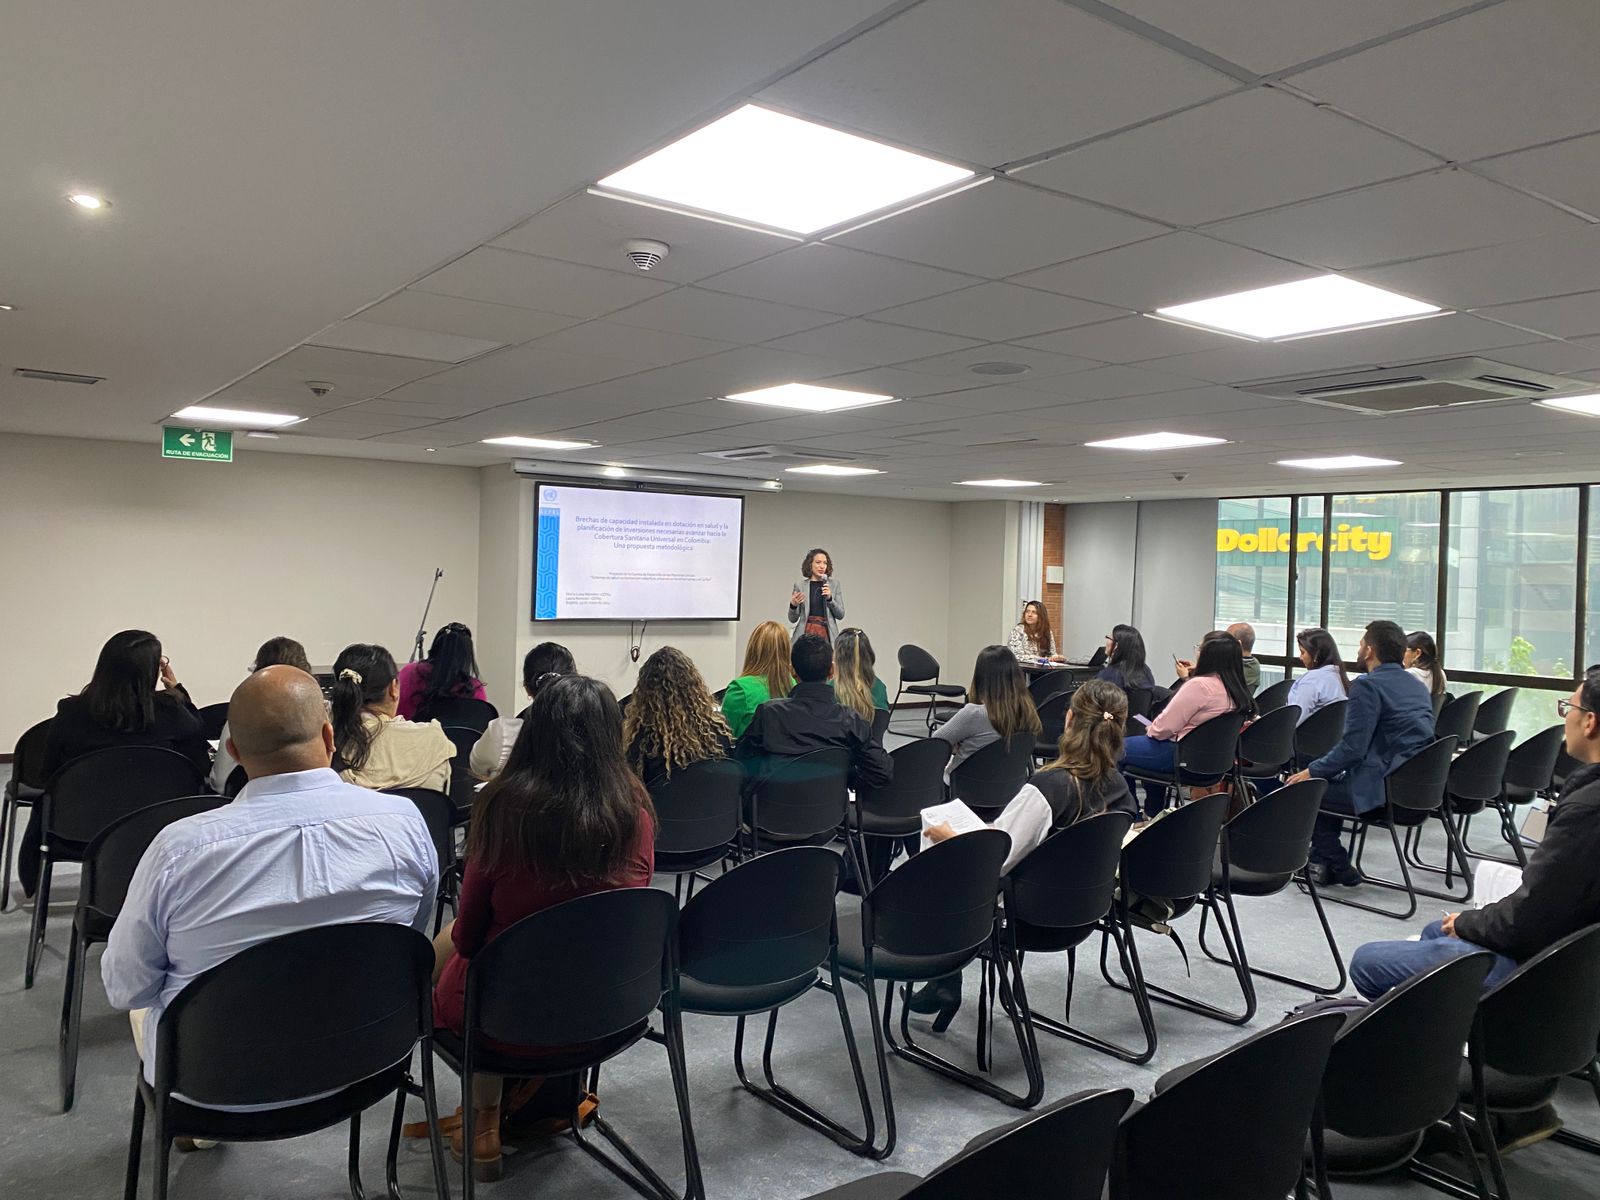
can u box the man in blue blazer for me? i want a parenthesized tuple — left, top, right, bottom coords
(1285, 619, 1435, 886)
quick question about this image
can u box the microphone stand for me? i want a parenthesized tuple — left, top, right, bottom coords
(411, 568, 444, 663)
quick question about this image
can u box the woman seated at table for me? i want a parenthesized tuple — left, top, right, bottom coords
(331, 642, 454, 793)
(1007, 600, 1066, 663)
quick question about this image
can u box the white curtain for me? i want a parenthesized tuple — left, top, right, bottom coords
(1016, 501, 1045, 608)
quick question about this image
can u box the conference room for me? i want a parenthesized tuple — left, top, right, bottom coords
(6, 3, 1600, 1199)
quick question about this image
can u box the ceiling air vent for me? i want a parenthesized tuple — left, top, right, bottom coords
(12, 367, 104, 385)
(699, 445, 860, 464)
(1237, 357, 1579, 415)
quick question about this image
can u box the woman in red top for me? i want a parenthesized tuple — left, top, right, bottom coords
(432, 673, 655, 1180)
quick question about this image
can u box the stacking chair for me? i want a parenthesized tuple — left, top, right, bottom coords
(869, 707, 891, 745)
(1195, 778, 1346, 1010)
(1294, 699, 1348, 769)
(195, 702, 230, 740)
(123, 923, 450, 1200)
(1471, 687, 1518, 743)
(441, 725, 485, 815)
(797, 1087, 1132, 1200)
(675, 848, 874, 1155)
(60, 793, 227, 1111)
(848, 739, 950, 891)
(1027, 670, 1075, 706)
(383, 787, 459, 935)
(647, 758, 743, 902)
(949, 736, 1033, 818)
(28, 746, 205, 988)
(894, 645, 966, 734)
(1122, 686, 1154, 737)
(431, 888, 701, 1200)
(1435, 692, 1482, 746)
(1, 716, 52, 912)
(1401, 730, 1515, 905)
(1122, 710, 1245, 813)
(835, 829, 1014, 1159)
(1120, 1011, 1344, 1200)
(1434, 690, 1450, 719)
(1314, 953, 1496, 1200)
(746, 747, 850, 856)
(1255, 677, 1294, 714)
(1463, 725, 1563, 868)
(1234, 703, 1301, 787)
(1032, 690, 1071, 762)
(1328, 736, 1457, 920)
(416, 695, 497, 731)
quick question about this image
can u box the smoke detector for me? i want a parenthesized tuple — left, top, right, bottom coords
(623, 239, 670, 271)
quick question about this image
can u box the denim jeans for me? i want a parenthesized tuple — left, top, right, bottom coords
(1350, 919, 1519, 1000)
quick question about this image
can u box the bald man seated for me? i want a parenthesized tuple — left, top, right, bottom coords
(103, 666, 438, 1113)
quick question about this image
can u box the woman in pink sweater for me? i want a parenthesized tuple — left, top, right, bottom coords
(1121, 630, 1254, 815)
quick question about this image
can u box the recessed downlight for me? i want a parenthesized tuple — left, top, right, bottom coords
(0, 304, 16, 312)
(1536, 393, 1600, 417)
(67, 193, 109, 211)
(481, 436, 597, 450)
(1277, 455, 1402, 470)
(722, 383, 898, 413)
(785, 464, 884, 476)
(1153, 275, 1441, 341)
(1085, 432, 1227, 451)
(171, 405, 301, 428)
(967, 361, 1032, 377)
(957, 478, 1044, 488)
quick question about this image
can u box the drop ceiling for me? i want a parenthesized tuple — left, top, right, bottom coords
(4, 0, 1600, 502)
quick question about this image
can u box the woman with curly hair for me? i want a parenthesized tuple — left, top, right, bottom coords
(625, 646, 733, 784)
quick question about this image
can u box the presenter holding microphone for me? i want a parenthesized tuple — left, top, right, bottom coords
(788, 548, 844, 644)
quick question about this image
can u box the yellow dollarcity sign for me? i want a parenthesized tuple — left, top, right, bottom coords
(1217, 524, 1393, 561)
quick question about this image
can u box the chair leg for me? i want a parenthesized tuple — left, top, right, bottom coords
(1319, 817, 1419, 920)
(25, 853, 53, 989)
(348, 1112, 368, 1200)
(0, 793, 17, 914)
(151, 1107, 171, 1200)
(418, 1042, 452, 1200)
(1410, 1102, 1495, 1200)
(1309, 1101, 1332, 1200)
(59, 924, 87, 1112)
(459, 1056, 476, 1200)
(124, 1085, 145, 1200)
(1398, 814, 1476, 903)
(1213, 869, 1347, 994)
(1029, 917, 1156, 1064)
(1134, 891, 1256, 1025)
(1471, 1041, 1511, 1200)
(837, 966, 898, 1160)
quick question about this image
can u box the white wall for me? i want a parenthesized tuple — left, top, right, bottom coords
(945, 500, 1020, 683)
(1059, 502, 1139, 657)
(0, 433, 480, 739)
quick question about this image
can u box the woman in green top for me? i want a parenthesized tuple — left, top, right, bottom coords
(833, 627, 888, 722)
(721, 620, 795, 738)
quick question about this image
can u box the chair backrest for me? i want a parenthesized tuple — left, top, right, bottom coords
(678, 847, 839, 988)
(1119, 791, 1229, 901)
(897, 643, 941, 685)
(1552, 747, 1580, 792)
(1221, 777, 1327, 878)
(647, 757, 744, 858)
(45, 746, 207, 845)
(856, 738, 951, 824)
(1433, 690, 1449, 719)
(1504, 725, 1565, 795)
(1028, 671, 1075, 705)
(1446, 729, 1516, 806)
(1294, 699, 1348, 763)
(1112, 1011, 1344, 1200)
(1254, 678, 1293, 714)
(381, 787, 456, 875)
(1034, 689, 1072, 746)
(156, 922, 433, 1107)
(80, 794, 229, 923)
(1385, 736, 1457, 812)
(750, 747, 851, 840)
(10, 717, 54, 790)
(1123, 687, 1153, 737)
(711, 686, 728, 704)
(1434, 691, 1482, 744)
(416, 695, 497, 731)
(869, 707, 891, 744)
(1174, 709, 1247, 777)
(949, 735, 1034, 812)
(867, 828, 1010, 960)
(1006, 811, 1133, 930)
(1473, 687, 1518, 737)
(1324, 953, 1494, 1138)
(1476, 923, 1600, 1080)
(912, 1087, 1134, 1200)
(1236, 703, 1301, 773)
(196, 702, 230, 741)
(468, 887, 675, 1047)
(441, 725, 483, 764)
(224, 765, 248, 798)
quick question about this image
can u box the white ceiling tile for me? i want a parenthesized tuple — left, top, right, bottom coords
(758, 0, 1233, 164)
(1015, 363, 1202, 400)
(412, 247, 675, 318)
(833, 179, 1166, 279)
(1356, 226, 1600, 310)
(892, 343, 1102, 380)
(621, 345, 878, 402)
(1016, 88, 1439, 225)
(490, 190, 793, 283)
(1205, 169, 1586, 269)
(871, 282, 1125, 341)
(1475, 131, 1600, 221)
(303, 319, 504, 363)
(811, 365, 996, 400)
(427, 343, 644, 400)
(1011, 232, 1310, 311)
(1483, 340, 1600, 375)
(1099, 1, 1478, 74)
(1017, 315, 1243, 363)
(259, 344, 443, 386)
(526, 321, 735, 369)
(610, 286, 836, 342)
(1473, 292, 1600, 341)
(1288, 0, 1600, 161)
(356, 290, 579, 345)
(762, 319, 981, 366)
(696, 244, 976, 316)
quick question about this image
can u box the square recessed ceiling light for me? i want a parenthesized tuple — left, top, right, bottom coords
(957, 478, 1044, 488)
(1277, 455, 1402, 470)
(481, 436, 596, 450)
(1536, 393, 1600, 417)
(784, 464, 883, 476)
(1153, 274, 1441, 341)
(172, 405, 303, 428)
(1085, 432, 1227, 451)
(596, 104, 975, 235)
(723, 383, 897, 413)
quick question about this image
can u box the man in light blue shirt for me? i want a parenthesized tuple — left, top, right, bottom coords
(103, 665, 438, 1103)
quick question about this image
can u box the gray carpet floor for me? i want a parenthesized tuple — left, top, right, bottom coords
(2, 752, 1596, 1199)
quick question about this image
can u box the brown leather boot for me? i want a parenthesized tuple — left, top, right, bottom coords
(450, 1105, 503, 1182)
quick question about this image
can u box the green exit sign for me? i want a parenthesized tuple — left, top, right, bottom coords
(162, 426, 233, 462)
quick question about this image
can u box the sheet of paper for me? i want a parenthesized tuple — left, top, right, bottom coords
(1131, 714, 1152, 727)
(919, 799, 986, 852)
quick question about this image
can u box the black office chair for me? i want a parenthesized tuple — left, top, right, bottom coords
(195, 702, 230, 741)
(849, 738, 951, 890)
(1294, 699, 1348, 769)
(1401, 729, 1514, 905)
(1032, 690, 1071, 762)
(894, 645, 966, 735)
(1235, 703, 1301, 785)
(1463, 724, 1562, 868)
(948, 736, 1033, 819)
(676, 848, 874, 1155)
(798, 1087, 1133, 1200)
(1314, 953, 1496, 1198)
(415, 695, 497, 731)
(123, 922, 450, 1200)
(382, 787, 459, 935)
(1433, 689, 1450, 719)
(1329, 736, 1457, 920)
(441, 724, 483, 764)
(1122, 710, 1245, 813)
(648, 757, 744, 902)
(27, 746, 205, 988)
(1, 716, 53, 912)
(835, 829, 1013, 1159)
(1118, 1011, 1343, 1200)
(869, 707, 891, 745)
(746, 747, 851, 855)
(1435, 691, 1482, 745)
(1255, 677, 1294, 714)
(59, 794, 228, 1112)
(1122, 686, 1154, 738)
(431, 888, 700, 1200)
(1471, 686, 1518, 742)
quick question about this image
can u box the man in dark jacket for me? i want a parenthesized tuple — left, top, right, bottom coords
(1350, 664, 1600, 1000)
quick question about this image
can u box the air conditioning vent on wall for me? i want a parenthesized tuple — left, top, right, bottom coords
(1237, 357, 1580, 415)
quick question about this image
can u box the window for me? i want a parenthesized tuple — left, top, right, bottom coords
(1215, 496, 1291, 655)
(1325, 491, 1440, 656)
(1293, 495, 1325, 640)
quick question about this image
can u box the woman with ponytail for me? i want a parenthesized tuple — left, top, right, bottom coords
(331, 643, 453, 792)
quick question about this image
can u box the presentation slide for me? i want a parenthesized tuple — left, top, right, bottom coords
(533, 483, 744, 621)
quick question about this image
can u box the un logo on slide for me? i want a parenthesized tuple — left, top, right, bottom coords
(543, 487, 558, 502)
